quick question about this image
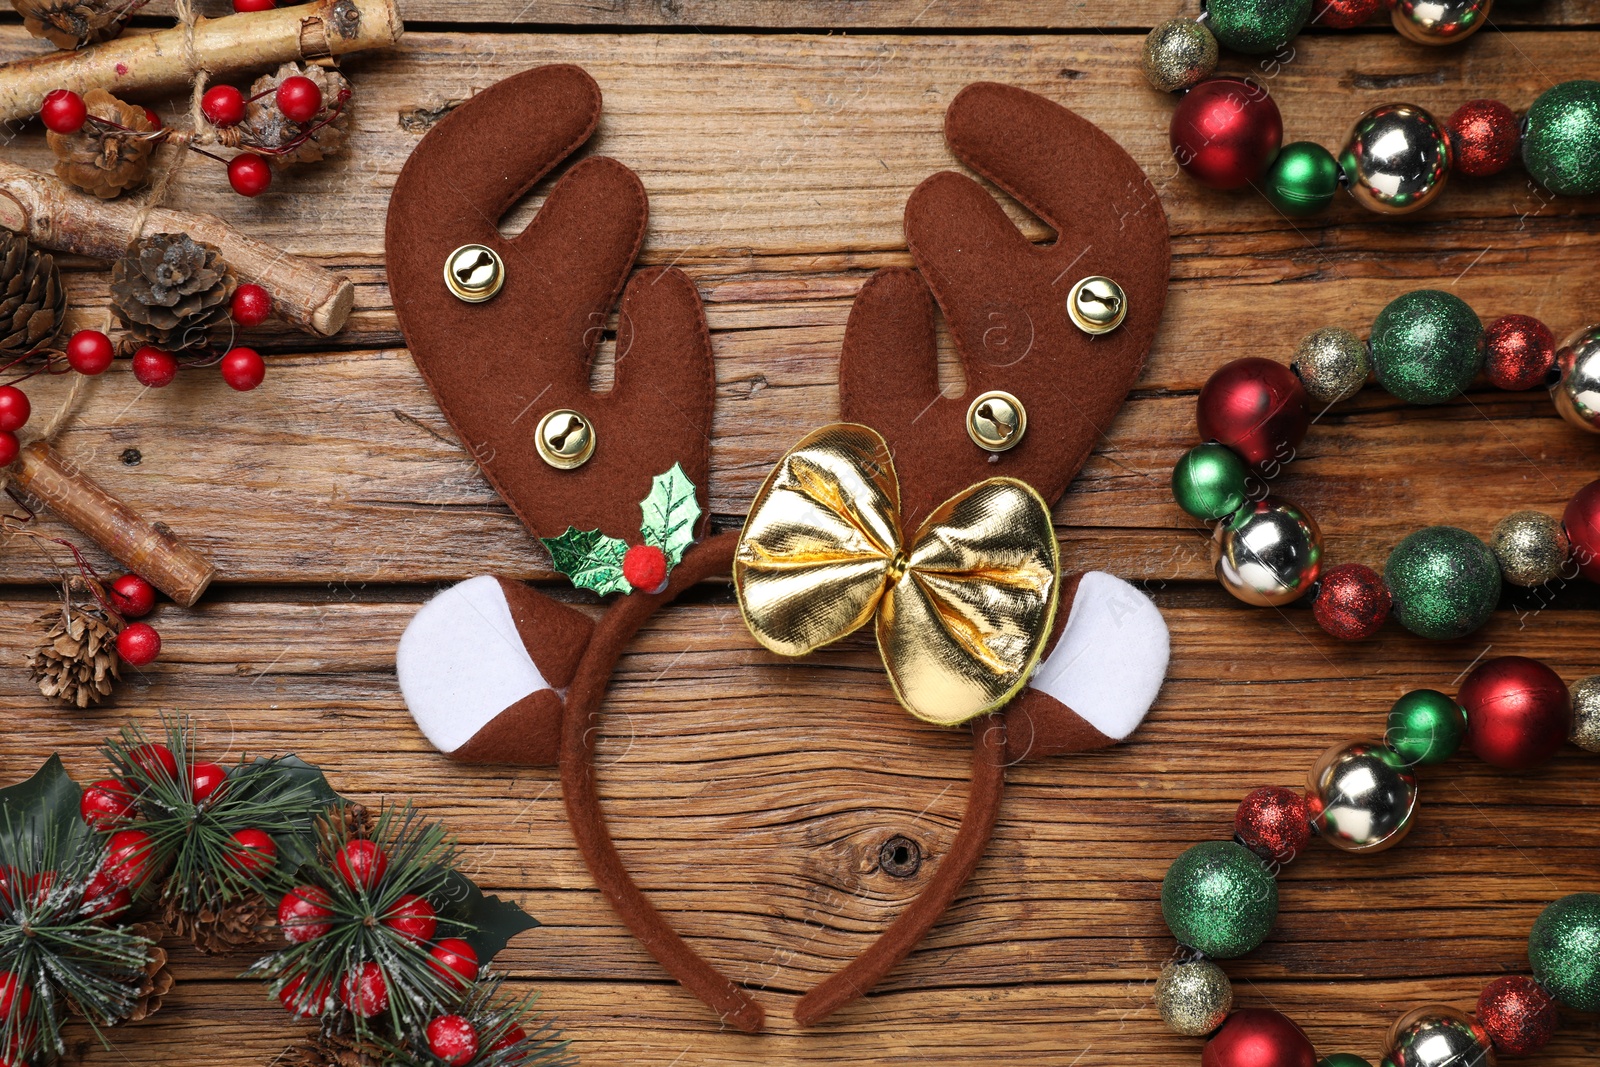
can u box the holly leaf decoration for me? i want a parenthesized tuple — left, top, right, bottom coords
(0, 754, 91, 868)
(436, 868, 541, 964)
(541, 526, 632, 596)
(639, 463, 701, 568)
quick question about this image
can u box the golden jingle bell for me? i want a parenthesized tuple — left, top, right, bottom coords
(1553, 324, 1600, 434)
(534, 409, 596, 470)
(1068, 275, 1128, 335)
(443, 243, 505, 303)
(966, 390, 1027, 452)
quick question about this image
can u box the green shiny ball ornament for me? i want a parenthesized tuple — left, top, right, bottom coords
(1264, 141, 1341, 216)
(1205, 0, 1312, 54)
(1386, 689, 1467, 765)
(1161, 840, 1278, 958)
(1173, 443, 1251, 520)
(1522, 80, 1600, 197)
(1529, 893, 1600, 1011)
(1319, 1057, 1374, 1067)
(1384, 526, 1501, 640)
(1370, 290, 1484, 405)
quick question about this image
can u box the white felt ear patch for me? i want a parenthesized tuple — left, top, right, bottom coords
(1029, 571, 1169, 742)
(396, 576, 549, 754)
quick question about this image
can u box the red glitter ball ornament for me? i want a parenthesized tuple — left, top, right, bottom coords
(1446, 99, 1521, 178)
(1483, 314, 1557, 391)
(1313, 563, 1392, 640)
(1202, 1010, 1317, 1067)
(1171, 77, 1283, 191)
(1196, 357, 1310, 469)
(1234, 787, 1310, 864)
(1563, 478, 1600, 583)
(1459, 656, 1571, 770)
(1477, 976, 1559, 1054)
(1311, 0, 1386, 29)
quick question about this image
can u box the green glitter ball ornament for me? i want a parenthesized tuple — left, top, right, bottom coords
(1204, 0, 1312, 54)
(1161, 840, 1278, 958)
(1172, 443, 1251, 520)
(1369, 289, 1484, 405)
(1522, 80, 1600, 197)
(1264, 142, 1341, 216)
(1529, 893, 1600, 1011)
(1384, 527, 1501, 640)
(1386, 689, 1467, 765)
(1318, 1057, 1374, 1067)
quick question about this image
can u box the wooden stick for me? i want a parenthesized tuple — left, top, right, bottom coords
(10, 441, 216, 607)
(0, 0, 404, 123)
(0, 159, 354, 337)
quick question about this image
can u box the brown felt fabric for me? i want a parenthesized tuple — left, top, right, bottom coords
(498, 577, 593, 689)
(453, 688, 565, 766)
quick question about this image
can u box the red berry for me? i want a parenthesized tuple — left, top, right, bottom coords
(338, 962, 389, 1017)
(21, 871, 55, 906)
(80, 868, 131, 920)
(427, 1015, 479, 1066)
(65, 329, 113, 375)
(490, 1022, 527, 1054)
(40, 89, 86, 134)
(427, 938, 478, 990)
(233, 0, 276, 9)
(128, 742, 178, 782)
(0, 386, 30, 433)
(230, 284, 272, 326)
(116, 622, 161, 666)
(131, 346, 178, 388)
(278, 972, 333, 1018)
(188, 761, 228, 802)
(0, 972, 31, 1019)
(334, 840, 387, 891)
(0, 432, 17, 468)
(277, 885, 334, 943)
(109, 573, 156, 618)
(143, 108, 162, 130)
(276, 76, 323, 124)
(219, 346, 265, 390)
(201, 85, 245, 127)
(80, 778, 135, 828)
(382, 893, 437, 942)
(227, 154, 272, 197)
(225, 828, 277, 874)
(103, 829, 157, 889)
(622, 543, 669, 593)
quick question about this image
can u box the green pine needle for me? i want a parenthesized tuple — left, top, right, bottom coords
(373, 973, 576, 1067)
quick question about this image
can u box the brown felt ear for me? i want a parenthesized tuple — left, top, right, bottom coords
(385, 65, 714, 543)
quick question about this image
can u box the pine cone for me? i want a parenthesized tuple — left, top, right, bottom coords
(281, 1027, 384, 1067)
(48, 88, 157, 199)
(28, 601, 121, 708)
(65, 923, 172, 1025)
(246, 62, 350, 166)
(0, 230, 67, 358)
(162, 891, 275, 955)
(12, 0, 131, 50)
(110, 233, 237, 351)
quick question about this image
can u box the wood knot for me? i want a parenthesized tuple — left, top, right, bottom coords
(878, 834, 921, 879)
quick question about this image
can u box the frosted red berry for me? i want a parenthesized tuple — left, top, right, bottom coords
(382, 893, 438, 942)
(40, 89, 86, 134)
(231, 284, 272, 326)
(279, 972, 332, 1017)
(0, 386, 30, 432)
(622, 543, 669, 593)
(276, 76, 323, 124)
(80, 778, 135, 828)
(65, 330, 113, 375)
(278, 885, 334, 943)
(132, 346, 178, 387)
(116, 622, 161, 666)
(103, 828, 157, 889)
(233, 0, 275, 9)
(0, 972, 32, 1019)
(335, 840, 387, 890)
(1234, 786, 1311, 864)
(188, 761, 228, 803)
(226, 829, 277, 874)
(338, 961, 389, 1017)
(0, 432, 17, 468)
(427, 938, 478, 990)
(109, 573, 156, 618)
(427, 1015, 480, 1066)
(491, 1022, 527, 1053)
(201, 85, 246, 127)
(81, 868, 131, 919)
(128, 742, 178, 782)
(219, 346, 265, 391)
(227, 154, 272, 197)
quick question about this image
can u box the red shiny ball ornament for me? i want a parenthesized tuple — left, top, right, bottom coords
(1459, 656, 1571, 770)
(220, 346, 266, 391)
(427, 1015, 480, 1067)
(623, 543, 669, 593)
(1171, 77, 1283, 191)
(335, 839, 387, 890)
(427, 938, 479, 990)
(1477, 976, 1559, 1054)
(382, 893, 438, 942)
(1196, 357, 1310, 469)
(1483, 314, 1556, 391)
(65, 329, 113, 375)
(188, 761, 228, 803)
(0, 432, 17, 468)
(231, 284, 273, 326)
(1311, 0, 1386, 28)
(1202, 1010, 1317, 1067)
(1234, 786, 1311, 864)
(131, 346, 178, 388)
(80, 779, 135, 828)
(116, 622, 161, 666)
(339, 962, 389, 1017)
(227, 154, 272, 198)
(276, 76, 323, 124)
(0, 386, 30, 433)
(40, 88, 87, 134)
(1446, 99, 1521, 178)
(1313, 563, 1392, 640)
(278, 885, 334, 943)
(109, 573, 156, 618)
(201, 85, 246, 128)
(1563, 479, 1600, 583)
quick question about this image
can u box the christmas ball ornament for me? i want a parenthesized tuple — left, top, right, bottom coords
(1340, 104, 1453, 215)
(1571, 675, 1600, 752)
(188, 761, 228, 802)
(1521, 80, 1600, 197)
(116, 622, 161, 666)
(1160, 840, 1278, 958)
(1312, 563, 1391, 640)
(0, 431, 16, 467)
(129, 742, 178, 781)
(1530, 893, 1600, 1011)
(79, 778, 134, 828)
(1201, 1009, 1317, 1067)
(1234, 786, 1310, 863)
(40, 88, 87, 134)
(1459, 655, 1571, 770)
(275, 75, 323, 124)
(220, 346, 266, 391)
(1476, 975, 1559, 1055)
(201, 85, 246, 128)
(382, 893, 438, 942)
(1489, 509, 1569, 587)
(1552, 325, 1600, 434)
(1383, 1005, 1493, 1067)
(230, 284, 272, 326)
(335, 839, 387, 890)
(1390, 0, 1496, 45)
(1171, 77, 1283, 190)
(0, 385, 30, 432)
(227, 154, 272, 198)
(1383, 526, 1500, 640)
(1311, 0, 1385, 29)
(1564, 478, 1600, 581)
(1196, 357, 1310, 468)
(427, 1015, 480, 1066)
(1369, 290, 1483, 405)
(1172, 442, 1251, 521)
(1141, 17, 1219, 94)
(1293, 327, 1370, 405)
(1156, 959, 1233, 1037)
(278, 885, 334, 943)
(1204, 0, 1312, 54)
(103, 828, 157, 889)
(131, 346, 178, 388)
(108, 573, 155, 618)
(65, 329, 114, 375)
(1264, 141, 1341, 216)
(1306, 739, 1418, 853)
(1446, 100, 1521, 178)
(1385, 689, 1466, 766)
(428, 938, 479, 989)
(279, 973, 332, 1017)
(622, 543, 669, 593)
(225, 828, 278, 874)
(338, 961, 389, 1017)
(1212, 498, 1323, 607)
(1482, 314, 1556, 391)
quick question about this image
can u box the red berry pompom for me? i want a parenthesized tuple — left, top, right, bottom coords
(81, 868, 131, 919)
(427, 938, 478, 990)
(103, 828, 158, 889)
(65, 330, 114, 375)
(1446, 99, 1521, 179)
(0, 432, 17, 468)
(109, 573, 156, 618)
(279, 972, 332, 1017)
(116, 622, 161, 666)
(233, 0, 275, 9)
(1484, 315, 1557, 392)
(1477, 976, 1559, 1055)
(188, 761, 228, 803)
(276, 76, 323, 124)
(0, 386, 30, 432)
(382, 893, 438, 942)
(278, 885, 335, 943)
(1312, 563, 1392, 641)
(338, 962, 389, 1017)
(227, 154, 272, 197)
(201, 85, 246, 127)
(131, 346, 178, 388)
(128, 742, 177, 782)
(335, 840, 387, 891)
(225, 829, 277, 874)
(231, 284, 273, 326)
(80, 779, 135, 828)
(0, 972, 32, 1019)
(427, 1015, 480, 1066)
(622, 543, 669, 593)
(1234, 786, 1311, 864)
(219, 346, 266, 391)
(40, 89, 87, 134)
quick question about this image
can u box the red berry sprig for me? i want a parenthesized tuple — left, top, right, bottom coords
(231, 284, 273, 326)
(0, 383, 28, 467)
(201, 85, 246, 128)
(40, 88, 87, 134)
(227, 154, 271, 197)
(131, 346, 178, 388)
(426, 1015, 480, 1066)
(115, 622, 161, 667)
(220, 346, 266, 391)
(65, 330, 113, 375)
(108, 574, 156, 618)
(276, 76, 323, 124)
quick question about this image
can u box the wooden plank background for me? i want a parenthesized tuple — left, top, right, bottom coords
(2, 3, 1600, 1065)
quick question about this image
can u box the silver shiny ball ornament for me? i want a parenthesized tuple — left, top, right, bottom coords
(1142, 17, 1219, 94)
(1552, 324, 1600, 433)
(1211, 498, 1324, 607)
(1391, 0, 1496, 46)
(1490, 510, 1570, 587)
(1571, 676, 1600, 753)
(1292, 327, 1371, 405)
(1155, 959, 1233, 1037)
(1306, 740, 1419, 854)
(1339, 103, 1453, 215)
(1383, 1005, 1496, 1067)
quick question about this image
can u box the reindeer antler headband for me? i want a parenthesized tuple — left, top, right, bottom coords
(384, 65, 1172, 1032)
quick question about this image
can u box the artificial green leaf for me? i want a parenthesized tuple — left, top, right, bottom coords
(436, 869, 541, 964)
(541, 526, 632, 596)
(639, 462, 701, 567)
(0, 755, 91, 867)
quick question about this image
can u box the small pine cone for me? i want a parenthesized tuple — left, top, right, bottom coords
(246, 62, 350, 166)
(0, 230, 67, 358)
(122, 922, 174, 1023)
(162, 892, 276, 955)
(109, 232, 237, 351)
(12, 0, 132, 50)
(281, 1026, 384, 1067)
(47, 88, 157, 199)
(28, 602, 121, 708)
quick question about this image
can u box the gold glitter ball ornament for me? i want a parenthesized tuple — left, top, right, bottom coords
(1156, 959, 1233, 1036)
(1571, 676, 1600, 753)
(1142, 18, 1219, 94)
(1292, 327, 1370, 405)
(1490, 510, 1570, 588)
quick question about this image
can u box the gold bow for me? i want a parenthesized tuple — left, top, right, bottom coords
(733, 423, 1060, 726)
